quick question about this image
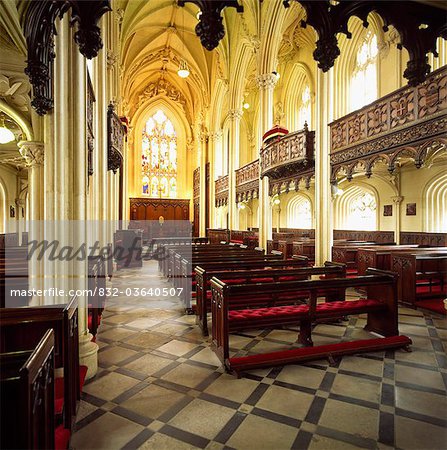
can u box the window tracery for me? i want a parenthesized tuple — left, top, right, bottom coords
(350, 32, 378, 111)
(142, 110, 177, 197)
(298, 85, 311, 129)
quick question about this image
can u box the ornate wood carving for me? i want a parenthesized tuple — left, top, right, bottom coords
(330, 67, 447, 183)
(399, 232, 447, 247)
(260, 124, 315, 181)
(235, 159, 259, 202)
(193, 167, 200, 205)
(215, 175, 229, 207)
(107, 103, 125, 173)
(87, 72, 95, 177)
(23, 0, 111, 115)
(178, 0, 243, 51)
(284, 0, 447, 86)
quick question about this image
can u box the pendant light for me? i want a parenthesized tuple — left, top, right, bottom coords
(177, 6, 190, 79)
(0, 115, 15, 144)
(177, 59, 190, 78)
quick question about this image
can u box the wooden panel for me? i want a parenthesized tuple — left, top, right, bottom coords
(400, 232, 447, 247)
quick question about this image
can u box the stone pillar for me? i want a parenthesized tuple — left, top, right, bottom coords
(18, 141, 45, 221)
(208, 130, 222, 228)
(392, 196, 403, 244)
(72, 43, 99, 379)
(228, 109, 242, 230)
(314, 70, 333, 265)
(257, 73, 277, 249)
(199, 132, 208, 237)
(19, 141, 45, 300)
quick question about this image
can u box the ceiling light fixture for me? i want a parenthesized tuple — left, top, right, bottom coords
(178, 6, 190, 79)
(243, 102, 250, 109)
(177, 59, 190, 78)
(0, 115, 15, 144)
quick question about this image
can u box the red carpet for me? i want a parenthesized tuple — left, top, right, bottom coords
(415, 298, 446, 315)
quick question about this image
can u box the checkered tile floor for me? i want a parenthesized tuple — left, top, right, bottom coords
(71, 261, 447, 449)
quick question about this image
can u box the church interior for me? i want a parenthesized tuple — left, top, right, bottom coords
(0, 0, 446, 449)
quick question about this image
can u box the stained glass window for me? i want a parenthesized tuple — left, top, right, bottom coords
(142, 110, 177, 197)
(350, 32, 378, 111)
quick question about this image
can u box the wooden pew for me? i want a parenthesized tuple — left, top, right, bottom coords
(0, 246, 29, 308)
(195, 260, 342, 336)
(332, 242, 383, 271)
(392, 251, 447, 307)
(0, 329, 71, 450)
(88, 256, 107, 336)
(0, 297, 83, 431)
(357, 245, 427, 275)
(178, 253, 285, 310)
(210, 269, 411, 375)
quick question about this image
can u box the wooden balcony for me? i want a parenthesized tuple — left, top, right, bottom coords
(260, 125, 315, 180)
(215, 175, 229, 207)
(235, 160, 259, 202)
(330, 66, 447, 182)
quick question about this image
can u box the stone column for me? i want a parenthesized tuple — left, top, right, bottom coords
(18, 141, 45, 221)
(199, 132, 208, 237)
(19, 141, 45, 300)
(228, 109, 242, 230)
(314, 70, 333, 265)
(208, 130, 222, 228)
(392, 196, 403, 244)
(257, 73, 277, 249)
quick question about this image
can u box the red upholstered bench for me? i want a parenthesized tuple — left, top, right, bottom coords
(195, 262, 345, 336)
(210, 268, 409, 375)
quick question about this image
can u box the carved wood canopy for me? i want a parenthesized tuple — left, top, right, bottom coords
(23, 0, 111, 116)
(260, 124, 315, 196)
(215, 175, 229, 207)
(178, 1, 243, 51)
(330, 66, 447, 183)
(235, 160, 259, 203)
(284, 0, 446, 86)
(107, 103, 126, 173)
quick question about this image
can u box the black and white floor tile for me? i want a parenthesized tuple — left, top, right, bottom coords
(71, 261, 447, 450)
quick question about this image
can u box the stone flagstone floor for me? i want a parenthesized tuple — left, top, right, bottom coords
(71, 260, 447, 450)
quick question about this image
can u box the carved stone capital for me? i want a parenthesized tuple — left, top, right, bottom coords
(18, 141, 45, 166)
(107, 50, 118, 68)
(392, 196, 404, 205)
(228, 109, 243, 121)
(256, 73, 278, 90)
(209, 130, 223, 142)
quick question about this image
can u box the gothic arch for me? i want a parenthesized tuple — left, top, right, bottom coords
(334, 182, 379, 230)
(423, 171, 447, 232)
(131, 99, 191, 199)
(0, 177, 7, 233)
(282, 62, 314, 131)
(286, 192, 313, 228)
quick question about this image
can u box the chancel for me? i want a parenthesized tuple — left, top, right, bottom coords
(1, 1, 446, 449)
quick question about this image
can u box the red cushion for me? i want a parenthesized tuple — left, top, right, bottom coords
(416, 285, 445, 294)
(55, 426, 70, 450)
(228, 299, 383, 323)
(55, 377, 64, 415)
(229, 304, 309, 322)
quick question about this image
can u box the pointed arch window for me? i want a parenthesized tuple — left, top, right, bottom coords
(350, 32, 378, 111)
(142, 110, 177, 197)
(298, 85, 311, 129)
(349, 192, 377, 230)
